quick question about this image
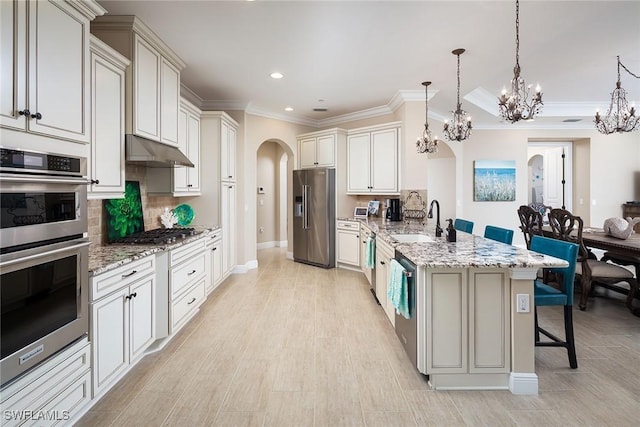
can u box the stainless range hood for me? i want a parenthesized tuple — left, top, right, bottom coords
(125, 134, 194, 168)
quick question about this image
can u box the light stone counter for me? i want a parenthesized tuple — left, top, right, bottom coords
(88, 226, 220, 276)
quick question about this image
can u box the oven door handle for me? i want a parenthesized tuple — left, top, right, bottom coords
(0, 174, 91, 185)
(0, 240, 92, 268)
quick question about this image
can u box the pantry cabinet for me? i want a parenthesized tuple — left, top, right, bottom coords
(221, 182, 237, 278)
(221, 116, 237, 182)
(347, 122, 401, 194)
(297, 128, 345, 169)
(90, 255, 156, 397)
(90, 15, 185, 146)
(206, 230, 223, 295)
(88, 35, 130, 199)
(0, 0, 106, 144)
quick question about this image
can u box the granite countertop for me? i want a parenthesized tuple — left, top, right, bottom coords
(88, 226, 220, 276)
(356, 218, 567, 269)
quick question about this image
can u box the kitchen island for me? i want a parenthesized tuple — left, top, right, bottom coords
(357, 218, 567, 395)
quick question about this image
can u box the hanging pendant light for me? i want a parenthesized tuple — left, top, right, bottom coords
(497, 0, 543, 123)
(443, 49, 472, 142)
(594, 56, 640, 134)
(416, 81, 441, 153)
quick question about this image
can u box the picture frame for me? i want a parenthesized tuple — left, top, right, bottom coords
(474, 160, 516, 201)
(354, 207, 368, 219)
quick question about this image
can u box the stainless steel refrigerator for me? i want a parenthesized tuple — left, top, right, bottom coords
(293, 168, 336, 268)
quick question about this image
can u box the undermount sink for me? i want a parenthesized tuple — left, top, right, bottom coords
(391, 234, 435, 243)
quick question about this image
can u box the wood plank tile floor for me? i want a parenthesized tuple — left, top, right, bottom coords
(77, 247, 640, 426)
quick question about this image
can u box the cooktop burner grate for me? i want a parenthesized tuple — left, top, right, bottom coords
(112, 228, 199, 245)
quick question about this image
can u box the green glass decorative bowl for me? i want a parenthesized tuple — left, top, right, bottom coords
(173, 204, 194, 226)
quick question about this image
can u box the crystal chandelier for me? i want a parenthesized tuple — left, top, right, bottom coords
(594, 56, 640, 134)
(497, 0, 543, 123)
(443, 49, 472, 142)
(416, 82, 441, 153)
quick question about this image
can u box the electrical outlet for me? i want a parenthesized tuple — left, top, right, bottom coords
(517, 294, 530, 313)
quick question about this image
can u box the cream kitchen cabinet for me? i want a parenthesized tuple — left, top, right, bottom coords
(169, 238, 208, 334)
(337, 220, 360, 267)
(221, 182, 237, 278)
(90, 256, 156, 398)
(90, 16, 185, 146)
(221, 115, 237, 182)
(88, 35, 129, 199)
(296, 129, 344, 169)
(375, 237, 396, 325)
(146, 97, 201, 196)
(359, 224, 373, 286)
(206, 230, 223, 295)
(0, 0, 105, 144)
(347, 122, 401, 194)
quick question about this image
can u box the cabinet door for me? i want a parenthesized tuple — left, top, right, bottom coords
(212, 240, 223, 289)
(91, 288, 128, 395)
(221, 120, 236, 181)
(129, 275, 155, 362)
(173, 108, 189, 192)
(315, 134, 336, 167)
(187, 112, 201, 191)
(370, 128, 398, 193)
(0, 0, 26, 130)
(375, 249, 388, 317)
(337, 230, 360, 266)
(133, 35, 160, 141)
(299, 137, 317, 168)
(221, 183, 236, 276)
(347, 133, 372, 193)
(90, 50, 126, 198)
(160, 57, 180, 146)
(27, 0, 90, 143)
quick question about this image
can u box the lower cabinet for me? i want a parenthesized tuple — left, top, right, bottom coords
(90, 256, 156, 398)
(169, 238, 207, 334)
(0, 338, 91, 427)
(206, 230, 223, 295)
(336, 220, 360, 267)
(375, 237, 396, 325)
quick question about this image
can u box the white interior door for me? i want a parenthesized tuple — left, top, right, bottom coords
(543, 147, 564, 208)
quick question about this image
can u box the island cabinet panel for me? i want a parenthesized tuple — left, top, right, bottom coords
(468, 270, 510, 373)
(426, 269, 468, 374)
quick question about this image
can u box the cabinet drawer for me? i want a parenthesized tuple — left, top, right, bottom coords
(170, 238, 207, 266)
(91, 256, 155, 301)
(171, 279, 205, 331)
(337, 220, 359, 231)
(170, 251, 206, 298)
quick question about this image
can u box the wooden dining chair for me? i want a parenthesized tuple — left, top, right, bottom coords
(548, 208, 637, 311)
(453, 218, 474, 234)
(483, 225, 514, 245)
(530, 235, 579, 368)
(517, 205, 543, 249)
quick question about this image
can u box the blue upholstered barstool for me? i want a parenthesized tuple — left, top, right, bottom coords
(453, 218, 474, 234)
(483, 225, 514, 245)
(530, 235, 579, 369)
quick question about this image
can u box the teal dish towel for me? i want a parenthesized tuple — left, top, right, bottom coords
(365, 237, 375, 268)
(388, 259, 410, 319)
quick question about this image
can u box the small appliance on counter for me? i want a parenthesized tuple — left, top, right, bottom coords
(385, 198, 402, 221)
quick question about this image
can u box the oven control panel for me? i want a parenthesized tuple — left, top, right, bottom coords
(0, 148, 85, 176)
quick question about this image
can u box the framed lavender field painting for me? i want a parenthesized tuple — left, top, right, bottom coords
(473, 160, 516, 201)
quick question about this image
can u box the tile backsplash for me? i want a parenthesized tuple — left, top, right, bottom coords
(87, 164, 182, 245)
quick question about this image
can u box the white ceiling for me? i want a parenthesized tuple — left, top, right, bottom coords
(96, 0, 640, 130)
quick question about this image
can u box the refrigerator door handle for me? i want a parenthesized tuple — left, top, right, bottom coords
(303, 185, 309, 229)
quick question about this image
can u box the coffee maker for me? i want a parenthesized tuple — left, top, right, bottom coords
(385, 198, 402, 221)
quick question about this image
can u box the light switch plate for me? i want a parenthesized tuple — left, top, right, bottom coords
(517, 294, 530, 313)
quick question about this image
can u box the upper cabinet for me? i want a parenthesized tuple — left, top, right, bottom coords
(347, 122, 401, 194)
(297, 129, 345, 169)
(90, 15, 186, 147)
(146, 98, 201, 197)
(0, 0, 106, 144)
(88, 35, 130, 199)
(220, 113, 237, 182)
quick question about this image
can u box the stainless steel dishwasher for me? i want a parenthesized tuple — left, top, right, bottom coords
(394, 250, 417, 369)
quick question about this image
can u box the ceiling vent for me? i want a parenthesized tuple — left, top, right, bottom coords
(562, 118, 582, 123)
(313, 108, 328, 112)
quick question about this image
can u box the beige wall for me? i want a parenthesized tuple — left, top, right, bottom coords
(256, 141, 287, 246)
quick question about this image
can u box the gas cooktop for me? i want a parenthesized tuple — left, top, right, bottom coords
(111, 228, 200, 245)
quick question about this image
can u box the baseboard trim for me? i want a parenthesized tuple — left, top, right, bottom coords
(509, 372, 538, 395)
(257, 240, 289, 250)
(286, 251, 293, 260)
(232, 259, 258, 274)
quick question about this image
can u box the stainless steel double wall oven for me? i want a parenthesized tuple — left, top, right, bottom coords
(0, 148, 90, 386)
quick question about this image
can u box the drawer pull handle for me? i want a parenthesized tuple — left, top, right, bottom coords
(188, 270, 197, 276)
(122, 270, 137, 278)
(212, 247, 217, 251)
(125, 292, 137, 300)
(187, 297, 196, 305)
(380, 261, 385, 265)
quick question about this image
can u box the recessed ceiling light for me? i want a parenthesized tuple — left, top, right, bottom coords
(285, 107, 293, 112)
(270, 72, 283, 79)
